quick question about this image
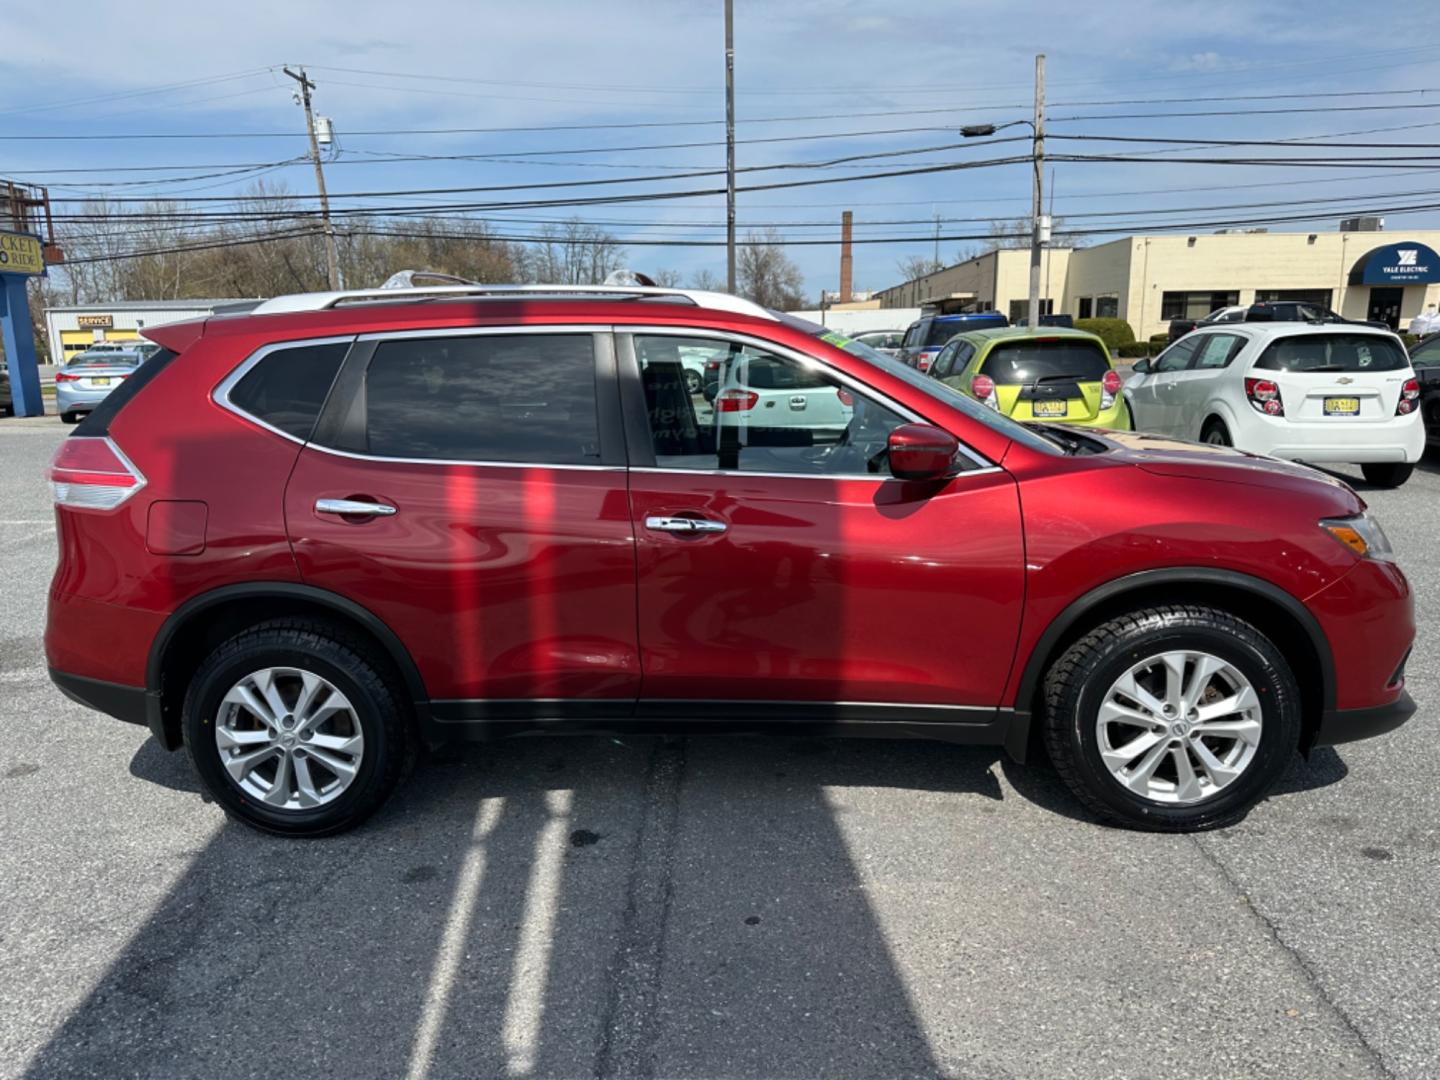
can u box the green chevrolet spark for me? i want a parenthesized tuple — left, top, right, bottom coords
(927, 326, 1132, 430)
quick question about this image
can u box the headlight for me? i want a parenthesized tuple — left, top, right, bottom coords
(1319, 512, 1396, 562)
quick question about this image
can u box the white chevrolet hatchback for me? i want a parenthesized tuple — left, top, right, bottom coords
(1125, 323, 1425, 487)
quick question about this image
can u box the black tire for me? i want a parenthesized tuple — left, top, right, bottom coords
(1043, 605, 1301, 832)
(182, 618, 411, 837)
(60, 411, 80, 425)
(1360, 462, 1413, 488)
(1201, 419, 1231, 446)
(683, 369, 701, 395)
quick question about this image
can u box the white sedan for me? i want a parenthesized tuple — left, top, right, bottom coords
(1124, 322, 1425, 487)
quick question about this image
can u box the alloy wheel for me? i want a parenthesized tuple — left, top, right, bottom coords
(215, 666, 365, 811)
(1095, 649, 1262, 805)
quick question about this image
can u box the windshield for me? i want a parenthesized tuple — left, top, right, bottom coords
(981, 339, 1111, 383)
(1253, 333, 1409, 373)
(775, 312, 1064, 455)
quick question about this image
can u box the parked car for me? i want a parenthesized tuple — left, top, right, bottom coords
(1126, 324, 1424, 487)
(1168, 305, 1247, 343)
(1408, 333, 1440, 446)
(1014, 314, 1076, 329)
(55, 349, 146, 424)
(899, 312, 1008, 372)
(0, 367, 12, 417)
(1244, 301, 1388, 330)
(928, 327, 1131, 431)
(47, 279, 1413, 836)
(851, 329, 906, 357)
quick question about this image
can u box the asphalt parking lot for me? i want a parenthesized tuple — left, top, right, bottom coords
(1, 416, 1436, 1080)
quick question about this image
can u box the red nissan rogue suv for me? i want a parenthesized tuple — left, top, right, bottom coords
(45, 282, 1415, 836)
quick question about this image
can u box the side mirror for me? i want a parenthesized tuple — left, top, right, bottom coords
(1132, 357, 1151, 375)
(888, 423, 960, 481)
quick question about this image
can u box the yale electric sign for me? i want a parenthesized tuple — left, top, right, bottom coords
(0, 231, 45, 276)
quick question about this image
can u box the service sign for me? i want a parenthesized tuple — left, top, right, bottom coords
(0, 231, 45, 276)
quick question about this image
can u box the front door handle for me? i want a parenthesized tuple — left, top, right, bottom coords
(644, 515, 727, 534)
(316, 497, 398, 518)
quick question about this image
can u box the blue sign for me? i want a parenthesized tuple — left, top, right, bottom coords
(1349, 241, 1440, 285)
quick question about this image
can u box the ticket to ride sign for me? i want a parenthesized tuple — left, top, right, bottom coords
(0, 231, 45, 276)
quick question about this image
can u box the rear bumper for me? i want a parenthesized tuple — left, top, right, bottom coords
(1314, 690, 1416, 747)
(1247, 412, 1426, 464)
(49, 668, 166, 743)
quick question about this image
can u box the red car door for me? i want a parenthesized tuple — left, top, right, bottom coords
(621, 330, 1025, 714)
(283, 329, 640, 711)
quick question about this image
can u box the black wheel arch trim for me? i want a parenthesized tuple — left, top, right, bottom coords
(1012, 567, 1336, 717)
(146, 581, 431, 716)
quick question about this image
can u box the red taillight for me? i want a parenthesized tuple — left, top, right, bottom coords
(55, 371, 81, 383)
(1101, 370, 1123, 395)
(1398, 377, 1420, 415)
(50, 437, 146, 511)
(917, 354, 933, 371)
(714, 388, 759, 412)
(1244, 377, 1284, 416)
(970, 374, 999, 410)
(836, 387, 855, 407)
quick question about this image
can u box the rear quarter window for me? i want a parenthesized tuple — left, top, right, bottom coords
(1253, 334, 1409, 373)
(228, 342, 350, 440)
(981, 339, 1111, 383)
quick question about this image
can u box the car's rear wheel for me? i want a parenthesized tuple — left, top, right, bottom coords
(182, 619, 410, 837)
(683, 369, 701, 395)
(1043, 605, 1300, 831)
(1360, 462, 1413, 488)
(1201, 419, 1231, 446)
(60, 411, 79, 425)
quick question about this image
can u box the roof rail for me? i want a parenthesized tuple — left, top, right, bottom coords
(246, 283, 778, 320)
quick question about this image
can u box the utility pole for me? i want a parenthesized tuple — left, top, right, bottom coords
(724, 0, 736, 294)
(1028, 53, 1046, 329)
(283, 66, 340, 290)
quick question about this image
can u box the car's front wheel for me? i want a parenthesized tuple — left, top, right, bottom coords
(683, 369, 701, 395)
(1043, 605, 1300, 831)
(1360, 462, 1413, 488)
(182, 619, 410, 837)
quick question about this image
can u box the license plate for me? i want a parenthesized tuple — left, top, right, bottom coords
(90, 377, 110, 386)
(1032, 399, 1068, 417)
(1323, 396, 1360, 416)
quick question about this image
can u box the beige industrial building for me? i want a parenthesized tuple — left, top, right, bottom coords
(874, 228, 1440, 340)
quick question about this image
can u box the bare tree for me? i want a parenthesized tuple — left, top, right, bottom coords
(737, 229, 806, 310)
(687, 268, 725, 291)
(649, 267, 685, 288)
(986, 216, 1082, 250)
(895, 255, 945, 282)
(519, 219, 625, 284)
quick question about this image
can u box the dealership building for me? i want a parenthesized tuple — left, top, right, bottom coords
(873, 227, 1440, 339)
(43, 298, 248, 363)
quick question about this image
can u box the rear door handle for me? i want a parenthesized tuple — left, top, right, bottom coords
(644, 515, 727, 534)
(316, 498, 397, 517)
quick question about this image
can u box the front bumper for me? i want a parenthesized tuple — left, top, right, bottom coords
(1314, 690, 1417, 747)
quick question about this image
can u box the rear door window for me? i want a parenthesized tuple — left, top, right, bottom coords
(924, 321, 962, 348)
(362, 334, 601, 463)
(980, 338, 1111, 383)
(1192, 333, 1246, 370)
(1254, 334, 1409, 373)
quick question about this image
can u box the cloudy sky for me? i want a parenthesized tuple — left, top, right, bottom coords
(4, 0, 1439, 298)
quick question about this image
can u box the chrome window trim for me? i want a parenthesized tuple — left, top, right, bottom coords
(212, 334, 359, 447)
(300, 440, 623, 472)
(629, 465, 1004, 482)
(616, 323, 996, 471)
(355, 324, 613, 343)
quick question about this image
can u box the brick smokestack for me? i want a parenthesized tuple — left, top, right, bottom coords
(839, 210, 854, 303)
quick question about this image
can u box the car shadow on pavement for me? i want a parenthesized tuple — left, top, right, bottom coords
(30, 734, 1020, 1079)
